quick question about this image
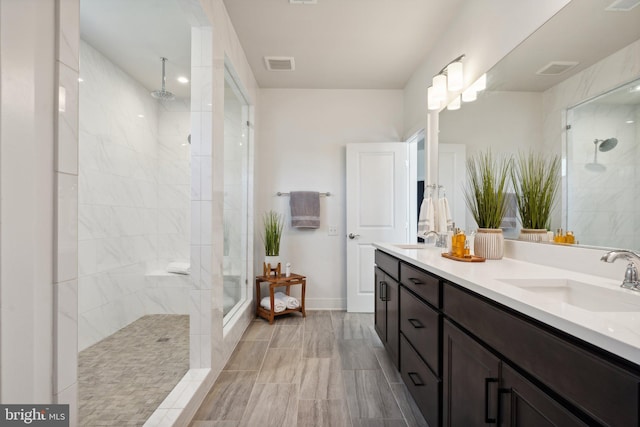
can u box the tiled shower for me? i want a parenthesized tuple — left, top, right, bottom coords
(78, 40, 191, 351)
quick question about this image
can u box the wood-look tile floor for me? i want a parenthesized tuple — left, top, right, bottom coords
(189, 311, 428, 427)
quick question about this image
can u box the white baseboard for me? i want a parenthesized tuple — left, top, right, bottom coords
(304, 298, 346, 310)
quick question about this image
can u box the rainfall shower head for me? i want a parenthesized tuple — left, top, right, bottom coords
(585, 138, 618, 171)
(596, 137, 618, 152)
(151, 57, 175, 101)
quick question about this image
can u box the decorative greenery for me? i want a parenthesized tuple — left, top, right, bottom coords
(511, 151, 561, 230)
(463, 150, 511, 229)
(262, 210, 284, 256)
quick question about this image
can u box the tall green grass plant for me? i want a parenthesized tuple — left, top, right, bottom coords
(511, 152, 560, 230)
(262, 210, 284, 256)
(463, 150, 511, 229)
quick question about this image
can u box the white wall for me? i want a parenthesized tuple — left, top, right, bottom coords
(0, 0, 57, 403)
(439, 91, 542, 156)
(256, 89, 404, 309)
(403, 0, 570, 138)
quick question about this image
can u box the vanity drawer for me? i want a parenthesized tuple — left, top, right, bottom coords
(400, 262, 440, 308)
(375, 250, 399, 281)
(400, 334, 440, 427)
(444, 283, 640, 427)
(400, 286, 440, 375)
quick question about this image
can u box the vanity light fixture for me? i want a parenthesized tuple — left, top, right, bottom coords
(432, 74, 447, 101)
(446, 61, 464, 92)
(428, 87, 441, 110)
(472, 73, 487, 92)
(447, 95, 461, 111)
(461, 86, 477, 102)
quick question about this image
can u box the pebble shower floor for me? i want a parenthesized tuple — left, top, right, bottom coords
(78, 314, 189, 426)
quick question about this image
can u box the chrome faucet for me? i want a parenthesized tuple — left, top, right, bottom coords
(601, 250, 640, 290)
(420, 230, 447, 248)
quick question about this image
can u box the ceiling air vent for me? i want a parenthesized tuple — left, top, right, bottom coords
(289, 0, 317, 4)
(606, 0, 640, 11)
(536, 61, 579, 76)
(264, 56, 295, 72)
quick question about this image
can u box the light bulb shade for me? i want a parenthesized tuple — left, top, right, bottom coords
(427, 87, 441, 111)
(461, 86, 477, 102)
(473, 74, 487, 92)
(446, 61, 463, 92)
(432, 74, 447, 101)
(447, 95, 461, 111)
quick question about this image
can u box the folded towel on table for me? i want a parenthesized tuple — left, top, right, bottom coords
(418, 197, 435, 236)
(290, 191, 320, 228)
(167, 261, 190, 275)
(260, 295, 286, 313)
(275, 291, 299, 309)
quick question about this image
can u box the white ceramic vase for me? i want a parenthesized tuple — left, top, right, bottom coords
(474, 228, 504, 260)
(264, 255, 281, 271)
(519, 228, 549, 242)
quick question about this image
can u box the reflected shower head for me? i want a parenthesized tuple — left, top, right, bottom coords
(597, 137, 618, 152)
(151, 57, 175, 101)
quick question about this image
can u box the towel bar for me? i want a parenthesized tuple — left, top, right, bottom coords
(276, 191, 330, 196)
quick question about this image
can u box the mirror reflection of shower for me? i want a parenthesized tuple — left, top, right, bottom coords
(585, 137, 618, 171)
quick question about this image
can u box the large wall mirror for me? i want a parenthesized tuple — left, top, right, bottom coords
(439, 0, 640, 248)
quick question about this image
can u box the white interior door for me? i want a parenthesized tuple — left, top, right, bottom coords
(346, 143, 409, 312)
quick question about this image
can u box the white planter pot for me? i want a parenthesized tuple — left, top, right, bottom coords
(518, 228, 549, 242)
(264, 256, 281, 273)
(474, 228, 504, 260)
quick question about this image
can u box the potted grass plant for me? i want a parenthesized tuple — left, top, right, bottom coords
(511, 151, 560, 242)
(463, 150, 511, 259)
(262, 210, 284, 268)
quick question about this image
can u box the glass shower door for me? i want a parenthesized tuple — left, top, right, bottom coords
(223, 66, 250, 321)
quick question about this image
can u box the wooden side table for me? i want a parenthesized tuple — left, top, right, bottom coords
(255, 273, 306, 324)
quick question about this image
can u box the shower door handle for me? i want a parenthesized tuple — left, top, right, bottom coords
(348, 233, 360, 240)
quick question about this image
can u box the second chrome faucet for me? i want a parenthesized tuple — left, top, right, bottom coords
(601, 250, 640, 290)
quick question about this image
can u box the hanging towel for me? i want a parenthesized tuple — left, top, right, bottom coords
(275, 291, 299, 309)
(500, 192, 518, 229)
(290, 191, 320, 228)
(437, 197, 453, 233)
(260, 295, 286, 313)
(418, 197, 435, 236)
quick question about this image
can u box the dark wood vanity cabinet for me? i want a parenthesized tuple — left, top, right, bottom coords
(374, 249, 640, 427)
(443, 319, 587, 427)
(374, 252, 400, 368)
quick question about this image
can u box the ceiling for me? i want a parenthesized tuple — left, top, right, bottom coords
(80, 0, 467, 94)
(80, 0, 193, 100)
(488, 0, 640, 92)
(221, 0, 466, 89)
(80, 0, 640, 98)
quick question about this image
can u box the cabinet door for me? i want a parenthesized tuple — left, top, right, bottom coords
(386, 276, 399, 368)
(500, 364, 588, 427)
(443, 320, 500, 427)
(374, 267, 387, 342)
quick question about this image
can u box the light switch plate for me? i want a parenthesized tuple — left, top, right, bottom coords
(328, 225, 338, 236)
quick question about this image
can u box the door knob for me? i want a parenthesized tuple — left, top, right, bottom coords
(348, 233, 360, 240)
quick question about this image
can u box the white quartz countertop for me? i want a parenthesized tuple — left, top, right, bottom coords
(374, 242, 640, 366)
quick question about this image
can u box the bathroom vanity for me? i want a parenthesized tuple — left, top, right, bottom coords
(373, 243, 640, 427)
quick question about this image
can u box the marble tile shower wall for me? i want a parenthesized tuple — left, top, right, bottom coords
(78, 41, 190, 350)
(568, 103, 639, 248)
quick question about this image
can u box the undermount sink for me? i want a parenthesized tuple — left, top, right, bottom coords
(393, 243, 432, 250)
(498, 278, 640, 312)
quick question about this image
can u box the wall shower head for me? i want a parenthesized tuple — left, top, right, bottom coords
(151, 57, 175, 101)
(596, 137, 618, 152)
